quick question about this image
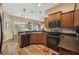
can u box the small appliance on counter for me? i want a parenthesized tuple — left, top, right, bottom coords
(76, 27, 79, 33)
(76, 27, 79, 40)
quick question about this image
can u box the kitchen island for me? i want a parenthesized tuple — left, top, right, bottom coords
(18, 31, 47, 48)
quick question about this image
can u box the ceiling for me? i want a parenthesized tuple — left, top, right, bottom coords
(2, 3, 59, 22)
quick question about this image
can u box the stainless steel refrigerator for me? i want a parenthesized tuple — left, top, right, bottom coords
(0, 14, 3, 53)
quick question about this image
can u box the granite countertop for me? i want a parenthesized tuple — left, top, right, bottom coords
(18, 31, 45, 33)
(18, 30, 77, 37)
(61, 32, 77, 37)
(44, 31, 77, 37)
(18, 31, 46, 36)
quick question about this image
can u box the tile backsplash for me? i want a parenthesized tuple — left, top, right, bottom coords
(44, 28, 76, 33)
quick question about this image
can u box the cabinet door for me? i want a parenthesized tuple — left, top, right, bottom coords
(44, 18, 49, 28)
(59, 48, 77, 55)
(53, 12, 61, 20)
(30, 33, 47, 44)
(49, 14, 54, 20)
(49, 11, 61, 20)
(59, 35, 79, 55)
(61, 12, 74, 28)
(37, 33, 47, 45)
(30, 33, 38, 44)
(74, 9, 79, 27)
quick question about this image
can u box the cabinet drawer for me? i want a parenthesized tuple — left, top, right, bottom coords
(59, 48, 78, 55)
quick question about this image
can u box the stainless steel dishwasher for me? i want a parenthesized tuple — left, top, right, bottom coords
(47, 32, 60, 52)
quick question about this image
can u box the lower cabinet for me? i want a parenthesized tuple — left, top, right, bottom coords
(59, 35, 79, 55)
(59, 48, 79, 55)
(30, 33, 47, 45)
(18, 32, 47, 48)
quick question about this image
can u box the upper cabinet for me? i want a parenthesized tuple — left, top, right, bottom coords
(74, 9, 79, 27)
(49, 11, 62, 20)
(74, 3, 79, 27)
(61, 11, 74, 28)
(44, 17, 49, 28)
(48, 11, 62, 28)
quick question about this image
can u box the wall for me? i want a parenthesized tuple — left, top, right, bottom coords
(3, 12, 13, 41)
(45, 3, 75, 17)
(2, 12, 31, 41)
(3, 13, 41, 41)
(0, 4, 8, 42)
(10, 15, 29, 35)
(0, 4, 3, 15)
(0, 4, 12, 41)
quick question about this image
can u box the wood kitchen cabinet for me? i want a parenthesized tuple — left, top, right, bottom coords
(61, 11, 74, 28)
(59, 35, 79, 55)
(48, 11, 62, 28)
(44, 11, 62, 28)
(18, 32, 47, 48)
(49, 11, 62, 20)
(30, 32, 47, 45)
(59, 48, 78, 55)
(74, 9, 79, 27)
(44, 17, 49, 28)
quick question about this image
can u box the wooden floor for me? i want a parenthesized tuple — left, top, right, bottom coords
(1, 36, 59, 55)
(2, 37, 19, 55)
(18, 45, 59, 55)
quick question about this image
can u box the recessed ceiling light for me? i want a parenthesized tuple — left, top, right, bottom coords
(23, 8, 26, 11)
(23, 8, 26, 13)
(38, 4, 41, 7)
(31, 11, 33, 13)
